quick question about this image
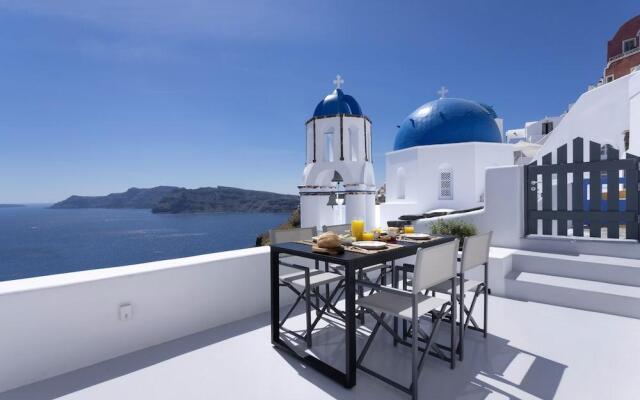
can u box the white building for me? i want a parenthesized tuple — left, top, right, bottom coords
(299, 76, 376, 230)
(379, 96, 514, 226)
(505, 114, 565, 144)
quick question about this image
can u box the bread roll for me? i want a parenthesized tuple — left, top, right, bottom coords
(317, 231, 341, 249)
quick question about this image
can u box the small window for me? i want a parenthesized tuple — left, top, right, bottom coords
(439, 169, 453, 200)
(624, 131, 630, 151)
(542, 121, 554, 135)
(623, 37, 638, 53)
(605, 74, 614, 83)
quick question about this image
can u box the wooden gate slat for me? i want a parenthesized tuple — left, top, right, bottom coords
(572, 138, 584, 237)
(606, 147, 620, 238)
(526, 161, 538, 235)
(626, 156, 639, 240)
(557, 144, 568, 236)
(589, 141, 602, 237)
(542, 153, 553, 235)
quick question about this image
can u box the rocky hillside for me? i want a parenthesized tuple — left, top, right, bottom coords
(152, 186, 299, 214)
(51, 186, 180, 209)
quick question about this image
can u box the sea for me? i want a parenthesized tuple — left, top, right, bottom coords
(0, 205, 290, 282)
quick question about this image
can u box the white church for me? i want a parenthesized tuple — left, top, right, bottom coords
(299, 76, 516, 230)
(300, 65, 639, 232)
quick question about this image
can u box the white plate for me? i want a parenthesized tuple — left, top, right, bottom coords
(352, 241, 387, 250)
(404, 233, 431, 240)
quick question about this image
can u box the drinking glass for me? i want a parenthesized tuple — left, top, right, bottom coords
(351, 219, 365, 241)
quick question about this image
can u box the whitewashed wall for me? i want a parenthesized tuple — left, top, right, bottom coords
(536, 71, 638, 163)
(0, 247, 300, 393)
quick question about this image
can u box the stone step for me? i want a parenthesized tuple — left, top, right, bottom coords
(511, 251, 640, 286)
(505, 271, 640, 319)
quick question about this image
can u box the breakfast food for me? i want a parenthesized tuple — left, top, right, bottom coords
(317, 231, 341, 249)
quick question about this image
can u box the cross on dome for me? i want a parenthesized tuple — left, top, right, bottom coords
(333, 74, 344, 89)
(437, 86, 449, 98)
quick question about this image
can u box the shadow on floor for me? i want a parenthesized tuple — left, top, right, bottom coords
(276, 313, 567, 400)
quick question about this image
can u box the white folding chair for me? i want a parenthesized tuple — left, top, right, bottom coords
(356, 239, 459, 400)
(271, 227, 345, 348)
(429, 232, 492, 361)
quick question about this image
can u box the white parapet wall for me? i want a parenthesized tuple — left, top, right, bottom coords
(0, 246, 301, 393)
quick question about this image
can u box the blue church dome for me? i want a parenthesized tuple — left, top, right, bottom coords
(313, 89, 363, 117)
(393, 98, 503, 151)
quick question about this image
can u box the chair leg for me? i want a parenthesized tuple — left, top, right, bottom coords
(459, 274, 465, 362)
(402, 268, 408, 341)
(306, 285, 312, 348)
(484, 262, 489, 337)
(450, 277, 456, 370)
(357, 310, 383, 366)
(411, 298, 419, 400)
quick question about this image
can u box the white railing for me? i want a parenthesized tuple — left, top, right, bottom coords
(607, 46, 640, 66)
(0, 246, 299, 393)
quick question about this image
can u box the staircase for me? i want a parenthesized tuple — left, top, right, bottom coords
(505, 251, 640, 319)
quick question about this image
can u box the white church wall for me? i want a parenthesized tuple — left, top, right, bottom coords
(415, 165, 524, 248)
(536, 72, 634, 163)
(416, 143, 480, 210)
(385, 147, 419, 202)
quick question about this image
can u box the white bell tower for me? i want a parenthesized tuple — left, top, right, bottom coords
(299, 75, 376, 230)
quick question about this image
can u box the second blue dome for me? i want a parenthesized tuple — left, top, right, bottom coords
(393, 98, 503, 151)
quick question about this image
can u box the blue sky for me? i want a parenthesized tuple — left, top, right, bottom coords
(0, 0, 637, 203)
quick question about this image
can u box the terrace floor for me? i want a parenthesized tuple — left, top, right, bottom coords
(2, 295, 640, 400)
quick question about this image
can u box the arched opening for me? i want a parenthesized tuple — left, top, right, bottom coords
(349, 127, 358, 162)
(323, 129, 335, 162)
(396, 167, 406, 200)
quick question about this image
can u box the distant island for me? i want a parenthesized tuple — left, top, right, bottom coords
(51, 186, 299, 214)
(0, 204, 25, 208)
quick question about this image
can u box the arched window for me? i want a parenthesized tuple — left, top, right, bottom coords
(439, 167, 453, 200)
(396, 167, 406, 200)
(323, 129, 334, 162)
(349, 127, 358, 162)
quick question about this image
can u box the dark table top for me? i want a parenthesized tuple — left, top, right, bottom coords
(270, 235, 455, 269)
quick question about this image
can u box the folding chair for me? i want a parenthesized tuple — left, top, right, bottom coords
(356, 239, 459, 400)
(429, 232, 492, 361)
(271, 227, 345, 348)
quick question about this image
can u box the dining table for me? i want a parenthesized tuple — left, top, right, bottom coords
(270, 235, 455, 388)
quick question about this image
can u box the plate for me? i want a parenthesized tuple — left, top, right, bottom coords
(404, 233, 431, 240)
(352, 241, 388, 250)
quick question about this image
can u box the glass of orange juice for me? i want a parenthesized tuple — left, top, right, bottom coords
(351, 219, 365, 241)
(404, 225, 415, 234)
(362, 231, 374, 241)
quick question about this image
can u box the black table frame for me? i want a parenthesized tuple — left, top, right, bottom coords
(270, 236, 455, 388)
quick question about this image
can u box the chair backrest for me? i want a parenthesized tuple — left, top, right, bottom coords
(460, 232, 492, 272)
(269, 227, 317, 245)
(322, 224, 351, 235)
(412, 239, 459, 293)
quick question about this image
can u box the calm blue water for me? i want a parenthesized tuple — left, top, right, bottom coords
(0, 205, 289, 282)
